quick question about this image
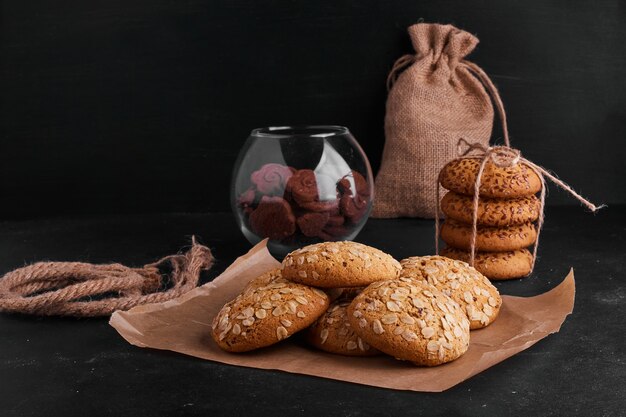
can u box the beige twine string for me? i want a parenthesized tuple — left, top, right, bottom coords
(461, 60, 511, 148)
(435, 137, 605, 272)
(0, 237, 213, 317)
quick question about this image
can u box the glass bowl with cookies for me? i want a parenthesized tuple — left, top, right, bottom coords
(231, 126, 374, 256)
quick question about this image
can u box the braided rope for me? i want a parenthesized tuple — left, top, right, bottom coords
(0, 237, 213, 317)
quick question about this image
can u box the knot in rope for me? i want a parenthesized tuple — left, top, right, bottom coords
(456, 138, 520, 168)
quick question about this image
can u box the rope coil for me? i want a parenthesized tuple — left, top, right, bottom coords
(0, 237, 213, 317)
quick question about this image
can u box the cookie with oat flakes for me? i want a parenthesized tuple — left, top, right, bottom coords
(440, 247, 533, 280)
(400, 256, 501, 329)
(440, 219, 537, 252)
(347, 278, 470, 366)
(306, 299, 380, 356)
(441, 191, 541, 227)
(240, 268, 283, 295)
(281, 241, 401, 288)
(211, 269, 329, 352)
(440, 158, 542, 198)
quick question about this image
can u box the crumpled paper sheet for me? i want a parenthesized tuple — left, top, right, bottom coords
(109, 240, 575, 392)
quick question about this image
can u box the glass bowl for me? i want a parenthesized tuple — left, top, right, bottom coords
(231, 126, 374, 256)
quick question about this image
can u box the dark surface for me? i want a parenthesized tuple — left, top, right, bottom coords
(1, 206, 624, 416)
(2, 0, 625, 218)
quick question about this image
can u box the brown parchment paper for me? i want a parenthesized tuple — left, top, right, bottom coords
(109, 240, 575, 392)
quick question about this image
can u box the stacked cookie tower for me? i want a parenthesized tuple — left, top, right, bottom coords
(211, 241, 502, 367)
(438, 158, 542, 280)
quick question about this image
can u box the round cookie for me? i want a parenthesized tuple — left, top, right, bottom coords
(240, 268, 283, 295)
(440, 247, 533, 280)
(440, 219, 537, 252)
(347, 278, 470, 366)
(399, 256, 502, 329)
(441, 191, 541, 227)
(440, 157, 542, 198)
(211, 270, 329, 352)
(306, 299, 380, 356)
(286, 169, 319, 205)
(282, 241, 401, 288)
(248, 196, 297, 240)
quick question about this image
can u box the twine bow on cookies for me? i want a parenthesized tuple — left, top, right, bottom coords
(0, 237, 214, 317)
(436, 138, 605, 273)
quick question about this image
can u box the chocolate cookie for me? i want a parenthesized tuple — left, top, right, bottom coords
(399, 256, 502, 329)
(248, 196, 297, 240)
(440, 157, 542, 198)
(296, 212, 330, 237)
(297, 200, 341, 216)
(340, 193, 369, 224)
(440, 219, 537, 252)
(441, 191, 541, 227)
(337, 171, 371, 224)
(337, 170, 371, 197)
(306, 299, 380, 356)
(282, 241, 401, 288)
(347, 278, 470, 366)
(286, 169, 319, 205)
(440, 247, 534, 280)
(317, 224, 349, 240)
(326, 215, 345, 227)
(211, 270, 329, 352)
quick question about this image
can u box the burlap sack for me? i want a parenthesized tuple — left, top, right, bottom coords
(372, 23, 495, 218)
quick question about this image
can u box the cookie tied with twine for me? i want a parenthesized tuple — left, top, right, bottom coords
(0, 237, 213, 317)
(435, 138, 605, 276)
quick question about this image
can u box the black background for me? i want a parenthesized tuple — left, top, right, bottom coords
(2, 3, 626, 414)
(2, 0, 625, 219)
